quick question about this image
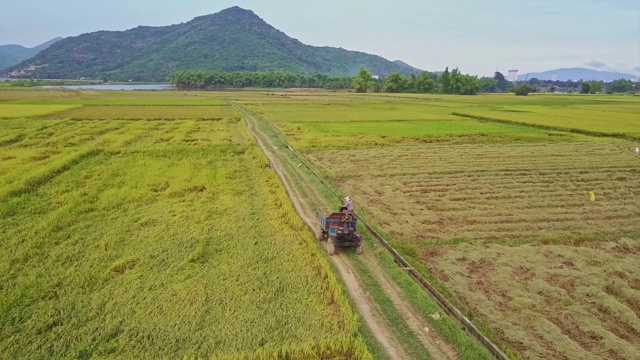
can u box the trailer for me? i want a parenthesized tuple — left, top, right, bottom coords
(317, 210, 362, 255)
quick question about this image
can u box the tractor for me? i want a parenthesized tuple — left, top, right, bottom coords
(317, 210, 362, 255)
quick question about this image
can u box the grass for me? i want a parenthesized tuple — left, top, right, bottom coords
(0, 89, 372, 359)
(232, 90, 640, 360)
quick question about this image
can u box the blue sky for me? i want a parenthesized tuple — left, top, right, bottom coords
(1, 0, 638, 77)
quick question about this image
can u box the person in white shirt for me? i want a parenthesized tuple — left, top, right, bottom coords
(341, 196, 354, 213)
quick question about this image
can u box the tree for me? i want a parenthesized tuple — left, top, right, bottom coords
(448, 68, 479, 95)
(478, 77, 497, 92)
(607, 79, 634, 93)
(414, 71, 435, 93)
(528, 78, 542, 87)
(384, 71, 408, 93)
(580, 82, 591, 94)
(439, 67, 451, 93)
(494, 71, 510, 92)
(514, 84, 534, 96)
(352, 66, 373, 93)
(407, 73, 418, 93)
(588, 81, 603, 94)
(371, 77, 384, 93)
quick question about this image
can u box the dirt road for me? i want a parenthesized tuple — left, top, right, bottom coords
(234, 103, 459, 360)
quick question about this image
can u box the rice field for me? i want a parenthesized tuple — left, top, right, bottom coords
(238, 91, 640, 359)
(0, 90, 370, 359)
(0, 104, 80, 118)
(308, 142, 640, 242)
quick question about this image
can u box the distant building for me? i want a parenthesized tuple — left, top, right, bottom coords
(551, 75, 557, 81)
(508, 69, 518, 82)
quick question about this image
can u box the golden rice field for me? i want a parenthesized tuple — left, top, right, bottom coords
(238, 92, 640, 359)
(0, 89, 370, 359)
(0, 104, 80, 118)
(42, 105, 237, 120)
(309, 142, 640, 242)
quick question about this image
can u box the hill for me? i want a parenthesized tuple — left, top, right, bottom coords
(4, 7, 418, 81)
(520, 68, 639, 82)
(393, 60, 423, 73)
(0, 37, 62, 71)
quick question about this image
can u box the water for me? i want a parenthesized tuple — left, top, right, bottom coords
(40, 84, 173, 91)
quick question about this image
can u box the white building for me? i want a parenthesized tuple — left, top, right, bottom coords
(508, 69, 518, 82)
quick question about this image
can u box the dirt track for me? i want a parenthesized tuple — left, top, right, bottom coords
(235, 103, 458, 360)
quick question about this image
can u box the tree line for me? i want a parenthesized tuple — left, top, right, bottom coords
(170, 67, 483, 95)
(169, 71, 352, 90)
(170, 68, 638, 95)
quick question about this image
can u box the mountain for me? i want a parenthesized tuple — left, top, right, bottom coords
(0, 37, 62, 71)
(519, 68, 639, 82)
(4, 7, 419, 81)
(393, 60, 423, 73)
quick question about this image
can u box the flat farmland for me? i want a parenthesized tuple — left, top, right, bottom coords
(241, 92, 640, 359)
(0, 91, 370, 359)
(309, 142, 639, 242)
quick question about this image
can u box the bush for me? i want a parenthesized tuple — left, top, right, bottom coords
(514, 84, 534, 96)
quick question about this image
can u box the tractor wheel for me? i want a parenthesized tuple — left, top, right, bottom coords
(327, 238, 335, 255)
(355, 244, 363, 255)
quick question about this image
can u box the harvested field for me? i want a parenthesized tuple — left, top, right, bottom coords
(239, 91, 640, 359)
(423, 239, 640, 360)
(308, 142, 640, 242)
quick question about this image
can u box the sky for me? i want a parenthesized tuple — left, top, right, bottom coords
(1, 0, 639, 77)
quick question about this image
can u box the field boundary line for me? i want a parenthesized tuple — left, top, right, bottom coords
(232, 102, 510, 360)
(452, 112, 638, 141)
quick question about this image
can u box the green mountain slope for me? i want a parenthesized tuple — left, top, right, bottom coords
(5, 7, 420, 81)
(0, 37, 62, 71)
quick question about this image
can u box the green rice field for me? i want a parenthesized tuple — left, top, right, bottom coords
(0, 89, 370, 359)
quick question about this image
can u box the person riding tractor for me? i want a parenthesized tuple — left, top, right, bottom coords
(340, 196, 354, 222)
